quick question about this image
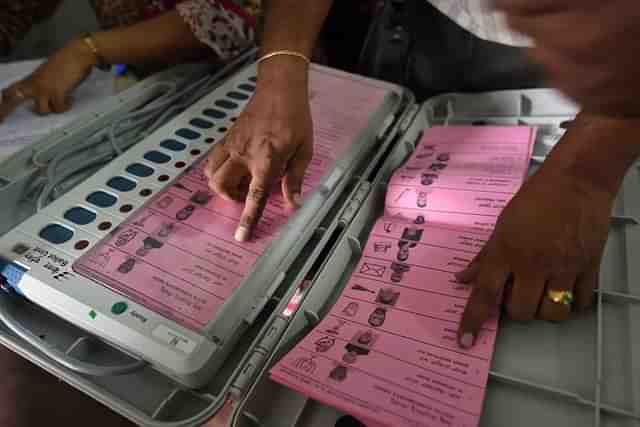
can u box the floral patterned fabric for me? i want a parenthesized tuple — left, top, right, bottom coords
(177, 0, 256, 61)
(0, 0, 259, 58)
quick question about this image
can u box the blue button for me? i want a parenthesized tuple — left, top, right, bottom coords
(39, 224, 74, 245)
(86, 191, 117, 208)
(227, 91, 249, 100)
(125, 163, 154, 178)
(107, 176, 137, 192)
(203, 109, 226, 119)
(144, 151, 171, 164)
(238, 83, 255, 92)
(214, 99, 238, 110)
(176, 128, 200, 140)
(64, 207, 97, 225)
(189, 118, 214, 129)
(160, 139, 186, 152)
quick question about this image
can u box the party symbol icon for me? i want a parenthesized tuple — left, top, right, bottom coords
(359, 262, 386, 278)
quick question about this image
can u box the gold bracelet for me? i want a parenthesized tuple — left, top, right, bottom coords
(80, 33, 109, 70)
(257, 50, 310, 66)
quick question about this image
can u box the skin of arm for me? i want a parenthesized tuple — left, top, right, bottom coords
(456, 111, 640, 346)
(257, 0, 333, 82)
(0, 9, 210, 121)
(548, 113, 640, 196)
(87, 9, 210, 69)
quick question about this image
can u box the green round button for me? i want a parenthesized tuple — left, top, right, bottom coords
(111, 302, 128, 315)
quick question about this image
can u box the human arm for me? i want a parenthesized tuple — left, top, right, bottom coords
(456, 112, 640, 347)
(455, 0, 640, 347)
(205, 0, 334, 241)
(495, 0, 640, 118)
(0, 9, 208, 121)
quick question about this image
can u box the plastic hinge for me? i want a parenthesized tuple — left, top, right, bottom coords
(399, 104, 420, 134)
(256, 316, 288, 354)
(229, 349, 267, 400)
(320, 166, 345, 197)
(244, 271, 287, 324)
(340, 183, 371, 224)
(377, 114, 396, 140)
(347, 235, 363, 256)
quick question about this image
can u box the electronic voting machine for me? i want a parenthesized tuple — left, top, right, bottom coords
(1, 57, 639, 427)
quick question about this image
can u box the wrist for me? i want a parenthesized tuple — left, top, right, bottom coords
(256, 54, 309, 90)
(544, 113, 640, 195)
(69, 37, 100, 69)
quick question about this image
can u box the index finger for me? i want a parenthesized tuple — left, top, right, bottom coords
(235, 158, 281, 242)
(0, 85, 32, 123)
(457, 255, 510, 349)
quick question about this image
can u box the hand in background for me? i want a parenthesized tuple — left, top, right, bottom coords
(0, 38, 97, 122)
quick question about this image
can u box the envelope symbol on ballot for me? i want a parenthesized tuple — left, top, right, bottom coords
(359, 262, 386, 278)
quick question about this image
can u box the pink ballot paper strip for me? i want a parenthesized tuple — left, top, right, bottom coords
(270, 126, 536, 427)
(73, 69, 390, 332)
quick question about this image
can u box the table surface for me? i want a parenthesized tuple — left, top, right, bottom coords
(0, 345, 234, 426)
(0, 346, 133, 426)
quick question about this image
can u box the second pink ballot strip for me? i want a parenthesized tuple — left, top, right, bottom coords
(271, 125, 536, 427)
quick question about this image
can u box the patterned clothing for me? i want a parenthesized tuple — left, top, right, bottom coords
(0, 0, 259, 59)
(177, 0, 257, 60)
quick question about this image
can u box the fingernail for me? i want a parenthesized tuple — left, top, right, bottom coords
(459, 333, 474, 349)
(234, 226, 250, 242)
(293, 192, 302, 206)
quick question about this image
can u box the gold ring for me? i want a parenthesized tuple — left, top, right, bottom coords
(14, 87, 26, 100)
(547, 289, 573, 306)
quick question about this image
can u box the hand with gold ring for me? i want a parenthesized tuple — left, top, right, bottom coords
(539, 289, 574, 321)
(452, 113, 636, 349)
(0, 37, 98, 124)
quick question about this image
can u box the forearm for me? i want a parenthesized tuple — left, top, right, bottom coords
(542, 112, 640, 194)
(85, 10, 207, 67)
(258, 0, 333, 84)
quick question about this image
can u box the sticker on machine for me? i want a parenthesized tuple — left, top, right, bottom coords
(152, 324, 200, 354)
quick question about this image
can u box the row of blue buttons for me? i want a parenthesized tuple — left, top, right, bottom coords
(37, 79, 257, 246)
(150, 82, 256, 158)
